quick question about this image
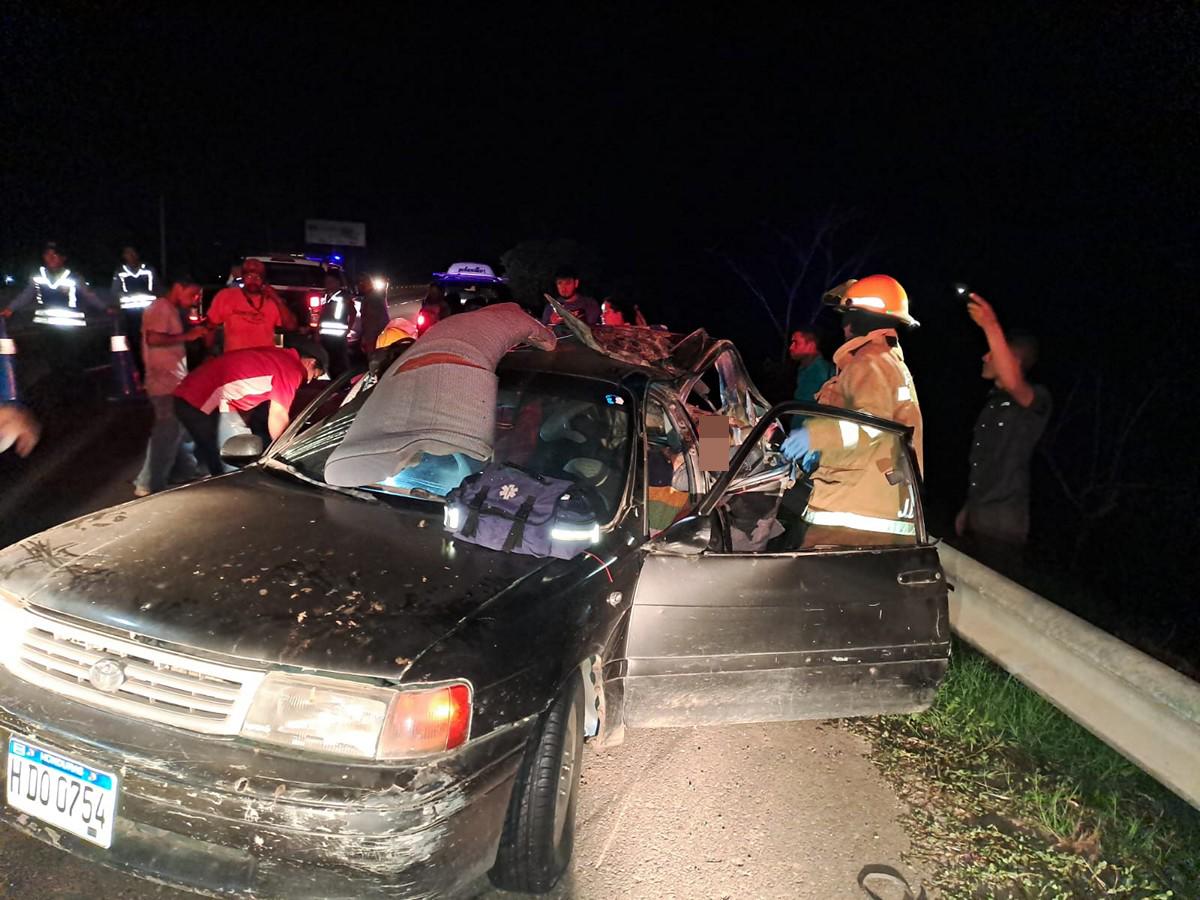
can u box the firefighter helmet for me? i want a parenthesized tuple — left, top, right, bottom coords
(375, 316, 419, 350)
(822, 275, 919, 328)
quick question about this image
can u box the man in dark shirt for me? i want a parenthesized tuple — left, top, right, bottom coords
(540, 266, 600, 326)
(955, 294, 1051, 567)
(352, 274, 391, 355)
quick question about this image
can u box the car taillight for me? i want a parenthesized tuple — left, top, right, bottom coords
(417, 311, 427, 327)
(308, 294, 323, 309)
(378, 683, 472, 756)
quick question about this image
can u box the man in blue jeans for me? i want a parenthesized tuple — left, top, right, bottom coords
(133, 280, 207, 496)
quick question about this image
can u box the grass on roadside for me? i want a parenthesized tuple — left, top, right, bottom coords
(852, 641, 1200, 899)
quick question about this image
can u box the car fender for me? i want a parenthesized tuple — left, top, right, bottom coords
(402, 541, 641, 743)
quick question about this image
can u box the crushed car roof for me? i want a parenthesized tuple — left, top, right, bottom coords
(502, 328, 721, 385)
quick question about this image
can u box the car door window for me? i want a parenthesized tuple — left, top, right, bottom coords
(683, 348, 768, 451)
(712, 406, 921, 552)
(645, 398, 697, 536)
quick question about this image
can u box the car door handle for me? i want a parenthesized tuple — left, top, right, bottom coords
(897, 568, 943, 587)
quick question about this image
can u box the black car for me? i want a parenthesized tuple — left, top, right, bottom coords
(0, 333, 950, 898)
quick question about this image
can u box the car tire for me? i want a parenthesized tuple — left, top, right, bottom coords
(489, 671, 585, 893)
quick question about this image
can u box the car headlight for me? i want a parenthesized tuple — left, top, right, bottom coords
(240, 672, 471, 759)
(0, 587, 29, 666)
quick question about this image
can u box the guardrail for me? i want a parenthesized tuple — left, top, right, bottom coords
(939, 543, 1200, 811)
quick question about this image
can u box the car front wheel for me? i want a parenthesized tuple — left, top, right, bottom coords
(489, 671, 585, 893)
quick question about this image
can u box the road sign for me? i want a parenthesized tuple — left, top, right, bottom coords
(305, 219, 366, 247)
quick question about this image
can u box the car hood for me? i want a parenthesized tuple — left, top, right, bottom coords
(0, 469, 557, 678)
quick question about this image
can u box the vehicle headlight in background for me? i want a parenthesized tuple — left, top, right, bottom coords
(240, 673, 471, 759)
(0, 588, 29, 666)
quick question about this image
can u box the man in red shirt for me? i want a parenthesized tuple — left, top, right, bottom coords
(205, 258, 298, 352)
(174, 342, 327, 476)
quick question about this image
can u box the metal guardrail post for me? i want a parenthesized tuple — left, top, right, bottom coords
(939, 543, 1200, 811)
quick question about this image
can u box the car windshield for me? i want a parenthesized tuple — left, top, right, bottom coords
(276, 369, 633, 520)
(261, 262, 329, 288)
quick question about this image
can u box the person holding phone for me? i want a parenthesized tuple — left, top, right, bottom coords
(205, 258, 296, 352)
(955, 292, 1052, 570)
(133, 279, 208, 496)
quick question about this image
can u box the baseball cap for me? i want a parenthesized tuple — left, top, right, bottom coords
(289, 338, 330, 374)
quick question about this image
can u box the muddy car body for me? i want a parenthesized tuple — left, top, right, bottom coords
(0, 334, 950, 897)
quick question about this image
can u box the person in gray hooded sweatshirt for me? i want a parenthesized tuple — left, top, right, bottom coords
(324, 303, 556, 487)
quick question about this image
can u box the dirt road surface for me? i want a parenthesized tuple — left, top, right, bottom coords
(0, 722, 928, 899)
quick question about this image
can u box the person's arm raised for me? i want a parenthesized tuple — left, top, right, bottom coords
(968, 293, 1035, 407)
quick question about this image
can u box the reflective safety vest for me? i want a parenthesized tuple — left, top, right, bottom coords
(32, 268, 87, 328)
(114, 264, 156, 309)
(318, 290, 358, 338)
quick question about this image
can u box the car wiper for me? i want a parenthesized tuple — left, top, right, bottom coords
(366, 483, 447, 504)
(261, 457, 378, 503)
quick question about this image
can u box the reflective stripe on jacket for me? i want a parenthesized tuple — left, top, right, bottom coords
(806, 328, 923, 526)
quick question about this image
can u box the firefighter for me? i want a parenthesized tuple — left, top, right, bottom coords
(1, 242, 110, 328)
(317, 271, 358, 377)
(780, 274, 923, 546)
(111, 245, 160, 312)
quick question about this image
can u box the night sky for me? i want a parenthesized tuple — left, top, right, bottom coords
(3, 7, 1199, 560)
(5, 9, 1195, 278)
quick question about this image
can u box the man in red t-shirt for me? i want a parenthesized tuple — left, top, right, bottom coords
(205, 258, 298, 352)
(174, 343, 327, 475)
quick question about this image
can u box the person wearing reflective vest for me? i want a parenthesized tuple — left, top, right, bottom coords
(780, 275, 923, 546)
(110, 245, 160, 311)
(317, 271, 359, 376)
(1, 242, 109, 328)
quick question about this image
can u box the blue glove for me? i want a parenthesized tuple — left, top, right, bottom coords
(780, 427, 811, 462)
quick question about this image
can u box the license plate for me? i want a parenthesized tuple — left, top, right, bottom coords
(6, 736, 118, 848)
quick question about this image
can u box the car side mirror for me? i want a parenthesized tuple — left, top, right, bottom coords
(651, 514, 713, 556)
(220, 433, 264, 467)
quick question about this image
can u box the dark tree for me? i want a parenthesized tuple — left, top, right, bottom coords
(500, 239, 604, 307)
(717, 211, 874, 358)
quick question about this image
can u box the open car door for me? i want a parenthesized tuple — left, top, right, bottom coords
(621, 401, 950, 727)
